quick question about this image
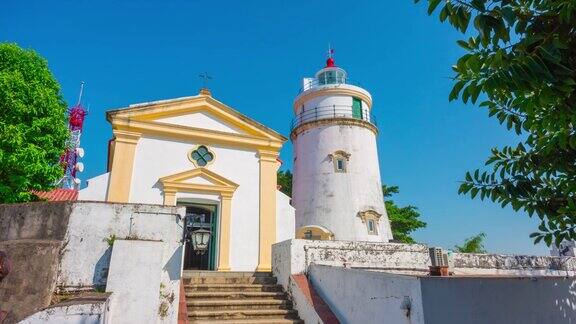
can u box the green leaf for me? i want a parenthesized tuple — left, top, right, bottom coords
(427, 0, 442, 15)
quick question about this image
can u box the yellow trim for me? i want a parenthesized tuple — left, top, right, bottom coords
(107, 95, 286, 142)
(296, 225, 335, 240)
(111, 117, 283, 151)
(255, 149, 279, 272)
(159, 168, 239, 197)
(188, 145, 216, 168)
(159, 168, 238, 272)
(294, 87, 373, 113)
(106, 130, 141, 202)
(218, 192, 233, 271)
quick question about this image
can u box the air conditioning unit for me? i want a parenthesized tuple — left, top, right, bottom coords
(429, 247, 449, 267)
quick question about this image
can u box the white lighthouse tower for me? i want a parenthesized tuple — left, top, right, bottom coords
(291, 50, 393, 242)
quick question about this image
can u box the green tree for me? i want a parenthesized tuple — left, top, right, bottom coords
(454, 232, 487, 253)
(277, 169, 293, 197)
(383, 185, 427, 243)
(0, 43, 69, 203)
(417, 0, 576, 246)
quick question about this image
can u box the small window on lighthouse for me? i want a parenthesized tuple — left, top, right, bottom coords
(336, 158, 346, 172)
(330, 150, 350, 173)
(367, 219, 378, 235)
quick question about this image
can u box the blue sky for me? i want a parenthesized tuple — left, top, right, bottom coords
(1, 0, 549, 255)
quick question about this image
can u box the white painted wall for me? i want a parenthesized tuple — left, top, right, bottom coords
(309, 265, 425, 324)
(276, 190, 295, 243)
(129, 135, 261, 270)
(272, 240, 576, 291)
(20, 298, 111, 324)
(78, 172, 109, 201)
(292, 122, 392, 242)
(156, 111, 243, 134)
(56, 202, 185, 324)
(272, 240, 431, 290)
(106, 240, 164, 324)
(295, 83, 371, 114)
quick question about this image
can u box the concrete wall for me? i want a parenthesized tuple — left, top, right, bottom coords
(421, 276, 576, 324)
(20, 293, 111, 324)
(57, 202, 185, 324)
(106, 240, 164, 324)
(78, 172, 109, 201)
(309, 265, 425, 324)
(0, 202, 73, 323)
(272, 240, 576, 288)
(451, 252, 576, 276)
(306, 265, 576, 324)
(272, 239, 431, 288)
(0, 201, 185, 324)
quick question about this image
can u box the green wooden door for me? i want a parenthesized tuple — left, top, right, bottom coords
(352, 97, 363, 119)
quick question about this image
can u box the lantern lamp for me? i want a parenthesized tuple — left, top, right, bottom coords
(190, 229, 212, 255)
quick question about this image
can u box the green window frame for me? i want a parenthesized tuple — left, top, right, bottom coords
(352, 97, 363, 119)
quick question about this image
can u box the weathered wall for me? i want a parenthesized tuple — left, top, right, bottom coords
(452, 252, 576, 276)
(421, 276, 576, 324)
(308, 265, 425, 324)
(272, 239, 431, 289)
(272, 239, 576, 285)
(292, 123, 392, 242)
(19, 293, 111, 324)
(57, 202, 185, 324)
(0, 201, 185, 324)
(106, 240, 164, 324)
(0, 202, 73, 323)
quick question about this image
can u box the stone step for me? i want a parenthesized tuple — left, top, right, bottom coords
(188, 308, 300, 321)
(183, 276, 277, 285)
(189, 318, 304, 324)
(185, 283, 283, 292)
(187, 298, 291, 311)
(186, 291, 286, 300)
(182, 271, 272, 278)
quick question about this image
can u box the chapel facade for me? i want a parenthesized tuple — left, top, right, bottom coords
(79, 89, 295, 272)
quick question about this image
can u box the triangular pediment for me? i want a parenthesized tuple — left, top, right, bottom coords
(155, 111, 244, 134)
(159, 168, 239, 195)
(107, 93, 286, 141)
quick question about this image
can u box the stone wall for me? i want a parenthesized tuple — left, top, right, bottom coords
(452, 252, 576, 276)
(0, 202, 73, 323)
(272, 239, 576, 285)
(0, 201, 185, 324)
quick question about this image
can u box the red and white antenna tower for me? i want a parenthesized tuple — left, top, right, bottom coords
(60, 82, 88, 190)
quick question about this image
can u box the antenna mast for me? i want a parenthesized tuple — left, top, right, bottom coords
(60, 81, 88, 190)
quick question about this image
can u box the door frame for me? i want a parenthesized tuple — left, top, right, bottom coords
(178, 200, 220, 271)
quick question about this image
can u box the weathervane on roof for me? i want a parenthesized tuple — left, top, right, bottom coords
(326, 44, 336, 67)
(198, 72, 213, 96)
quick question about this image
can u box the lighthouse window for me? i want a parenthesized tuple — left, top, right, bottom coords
(367, 219, 378, 235)
(336, 158, 346, 172)
(329, 150, 351, 173)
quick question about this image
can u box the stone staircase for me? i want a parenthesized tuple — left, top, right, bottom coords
(182, 271, 303, 324)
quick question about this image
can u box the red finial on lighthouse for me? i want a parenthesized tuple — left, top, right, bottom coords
(326, 44, 335, 67)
